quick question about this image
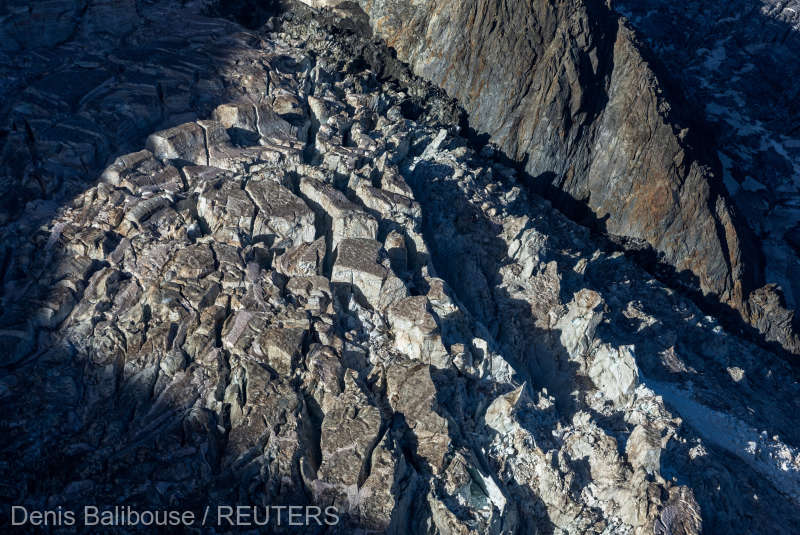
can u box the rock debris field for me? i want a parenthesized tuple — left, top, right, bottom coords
(0, 1, 799, 534)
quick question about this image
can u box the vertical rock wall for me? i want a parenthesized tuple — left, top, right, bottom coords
(355, 0, 753, 317)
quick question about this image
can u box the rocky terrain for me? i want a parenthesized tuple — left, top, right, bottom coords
(1, 1, 799, 534)
(615, 0, 800, 311)
(612, 0, 800, 351)
(352, 0, 800, 355)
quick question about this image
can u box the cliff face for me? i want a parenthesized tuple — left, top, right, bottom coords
(356, 0, 750, 314)
(616, 0, 800, 313)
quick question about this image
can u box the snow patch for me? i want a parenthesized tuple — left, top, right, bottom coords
(647, 378, 800, 506)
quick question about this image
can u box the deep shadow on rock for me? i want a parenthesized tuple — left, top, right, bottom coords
(352, 0, 800, 357)
(404, 130, 800, 533)
(1, 2, 799, 534)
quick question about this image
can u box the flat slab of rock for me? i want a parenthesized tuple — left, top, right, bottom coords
(146, 122, 208, 165)
(331, 238, 389, 309)
(246, 178, 316, 247)
(213, 100, 303, 142)
(300, 176, 378, 248)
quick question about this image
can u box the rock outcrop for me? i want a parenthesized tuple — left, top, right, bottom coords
(613, 0, 800, 355)
(352, 0, 800, 353)
(1, 2, 799, 534)
(615, 0, 800, 313)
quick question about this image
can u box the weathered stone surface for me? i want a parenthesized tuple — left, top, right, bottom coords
(386, 361, 451, 474)
(173, 243, 216, 279)
(246, 178, 316, 246)
(411, 115, 800, 533)
(275, 237, 326, 276)
(213, 99, 302, 142)
(357, 432, 412, 532)
(196, 169, 255, 246)
(314, 370, 382, 505)
(387, 296, 449, 368)
(146, 122, 208, 165)
(255, 327, 307, 376)
(300, 176, 378, 248)
(354, 0, 796, 350)
(331, 238, 393, 310)
(1, 3, 799, 534)
(626, 423, 664, 476)
(615, 0, 800, 316)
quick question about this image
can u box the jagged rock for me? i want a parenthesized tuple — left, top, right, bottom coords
(408, 100, 800, 533)
(331, 238, 396, 310)
(626, 423, 664, 476)
(196, 170, 255, 246)
(224, 361, 312, 506)
(254, 327, 307, 376)
(484, 384, 526, 436)
(378, 163, 415, 198)
(386, 361, 451, 474)
(383, 229, 408, 273)
(354, 180, 419, 220)
(747, 285, 800, 354)
(173, 244, 215, 279)
(100, 150, 182, 193)
(246, 178, 316, 246)
(557, 289, 605, 360)
(275, 237, 327, 276)
(387, 296, 450, 368)
(615, 0, 800, 317)
(357, 432, 414, 533)
(588, 343, 639, 406)
(1, 3, 799, 534)
(298, 0, 349, 9)
(313, 370, 382, 508)
(286, 276, 332, 312)
(355, 0, 770, 340)
(303, 343, 345, 415)
(653, 487, 702, 535)
(300, 176, 378, 248)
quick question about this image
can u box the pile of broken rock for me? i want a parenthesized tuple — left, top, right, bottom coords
(0, 3, 799, 535)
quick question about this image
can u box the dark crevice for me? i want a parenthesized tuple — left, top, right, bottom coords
(203, 0, 285, 29)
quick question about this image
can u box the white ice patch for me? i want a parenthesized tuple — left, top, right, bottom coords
(646, 378, 800, 506)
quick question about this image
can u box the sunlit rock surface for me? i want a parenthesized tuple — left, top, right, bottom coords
(0, 2, 799, 534)
(354, 0, 800, 354)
